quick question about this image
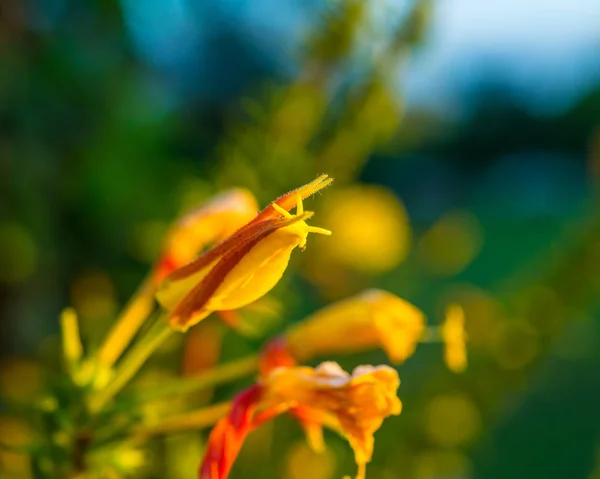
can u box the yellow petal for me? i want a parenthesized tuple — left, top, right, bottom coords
(285, 289, 425, 364)
(205, 220, 311, 311)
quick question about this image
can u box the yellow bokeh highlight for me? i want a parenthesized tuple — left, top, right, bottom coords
(425, 394, 481, 447)
(86, 443, 151, 478)
(114, 447, 147, 470)
(418, 212, 482, 277)
(70, 271, 117, 320)
(0, 222, 37, 284)
(414, 450, 472, 479)
(317, 185, 411, 274)
(492, 320, 539, 370)
(285, 441, 336, 479)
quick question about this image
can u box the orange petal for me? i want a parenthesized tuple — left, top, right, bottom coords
(248, 175, 333, 226)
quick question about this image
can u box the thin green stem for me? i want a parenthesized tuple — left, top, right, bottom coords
(97, 278, 156, 369)
(129, 355, 259, 404)
(132, 401, 232, 438)
(89, 316, 173, 413)
(420, 325, 442, 343)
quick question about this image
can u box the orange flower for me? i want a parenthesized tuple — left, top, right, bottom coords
(156, 176, 333, 331)
(264, 362, 401, 478)
(284, 289, 425, 364)
(199, 361, 401, 479)
(153, 189, 259, 284)
(441, 304, 467, 373)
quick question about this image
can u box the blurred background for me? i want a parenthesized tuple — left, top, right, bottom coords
(2, 0, 600, 478)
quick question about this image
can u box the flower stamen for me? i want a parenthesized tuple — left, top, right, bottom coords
(307, 226, 332, 236)
(296, 192, 304, 215)
(272, 203, 292, 218)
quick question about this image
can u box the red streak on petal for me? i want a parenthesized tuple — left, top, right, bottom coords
(168, 214, 309, 328)
(166, 214, 304, 283)
(169, 230, 267, 328)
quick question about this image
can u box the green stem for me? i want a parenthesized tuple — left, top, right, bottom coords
(97, 277, 156, 369)
(132, 401, 232, 438)
(89, 317, 174, 413)
(420, 325, 442, 343)
(129, 355, 259, 404)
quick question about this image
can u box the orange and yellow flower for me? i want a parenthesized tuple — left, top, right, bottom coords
(156, 175, 333, 331)
(199, 361, 401, 479)
(283, 289, 425, 364)
(98, 189, 259, 368)
(263, 362, 402, 478)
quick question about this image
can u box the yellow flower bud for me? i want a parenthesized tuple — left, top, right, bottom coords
(442, 304, 468, 373)
(156, 176, 333, 330)
(285, 289, 425, 364)
(97, 189, 260, 369)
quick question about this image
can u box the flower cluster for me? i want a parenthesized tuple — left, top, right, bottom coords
(200, 362, 401, 479)
(12, 175, 467, 479)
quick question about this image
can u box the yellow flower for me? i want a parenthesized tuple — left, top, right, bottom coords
(441, 304, 467, 373)
(97, 189, 259, 369)
(156, 176, 333, 330)
(262, 362, 402, 479)
(284, 289, 425, 364)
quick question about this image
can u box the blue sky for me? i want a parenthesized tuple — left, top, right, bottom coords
(403, 0, 600, 114)
(122, 0, 600, 115)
